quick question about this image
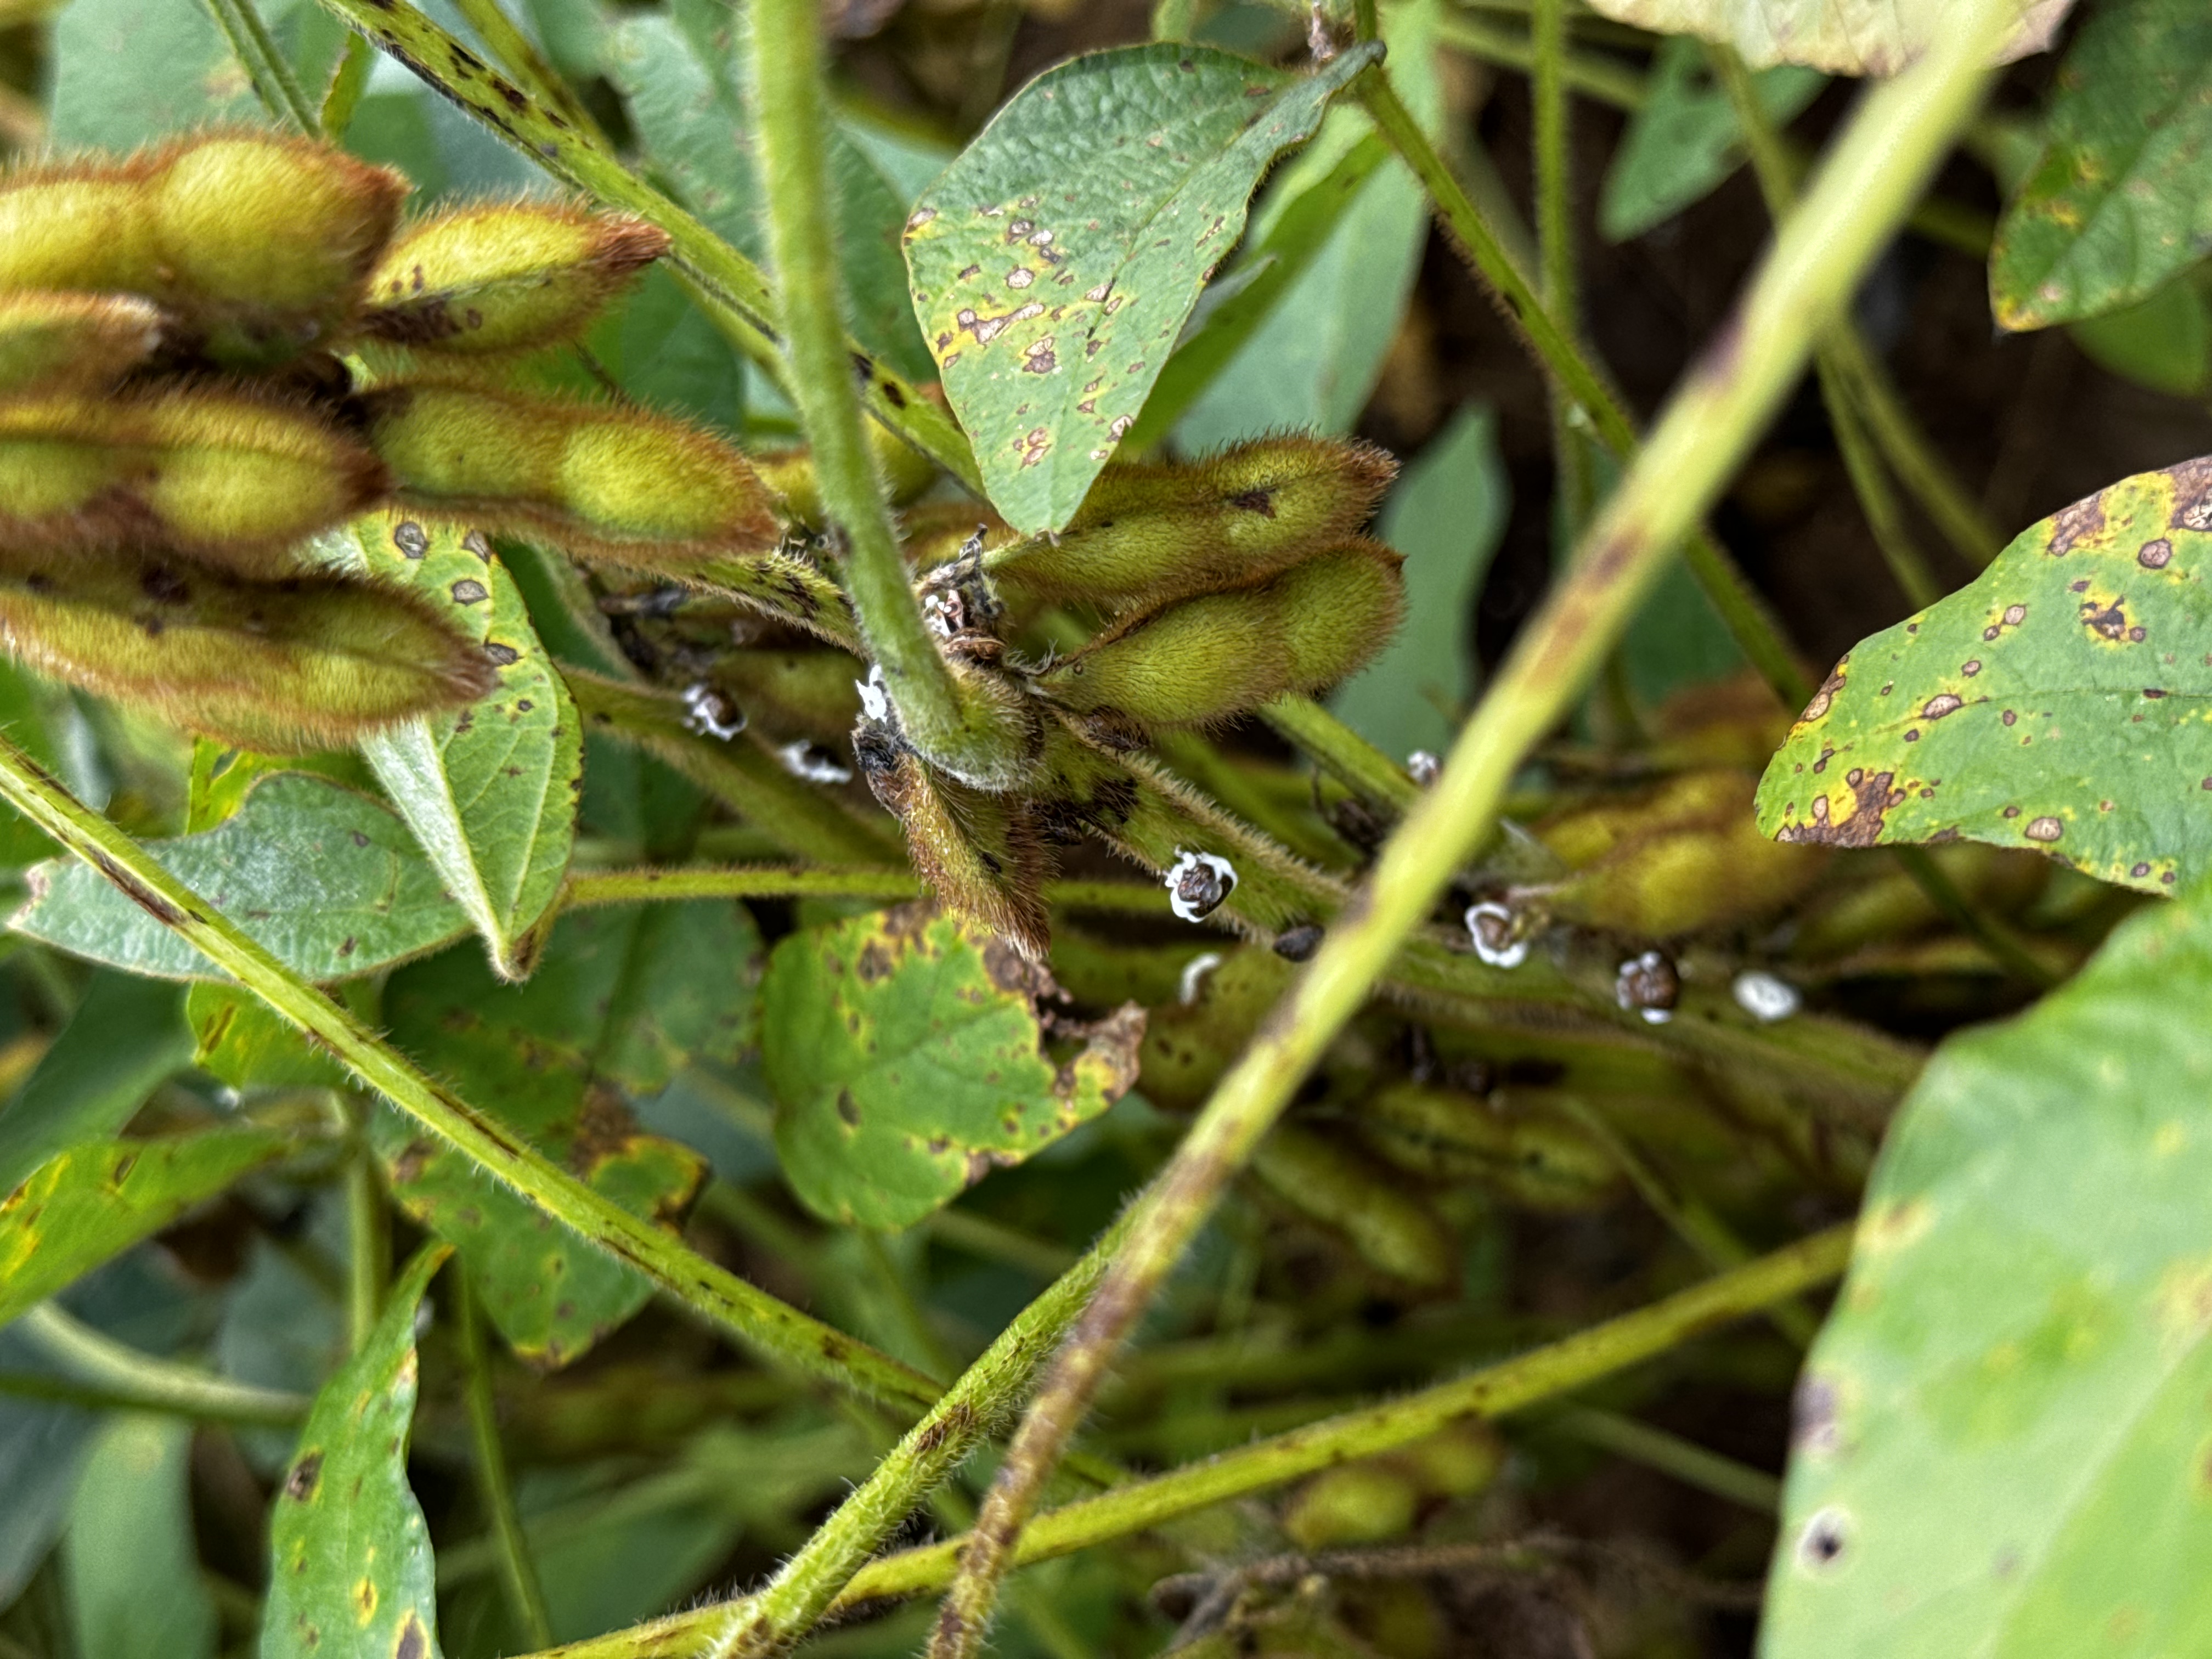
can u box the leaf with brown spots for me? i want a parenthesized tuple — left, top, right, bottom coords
(370, 902, 753, 1366)
(0, 1128, 295, 1329)
(264, 1244, 449, 1659)
(1756, 457, 2212, 893)
(761, 902, 1143, 1228)
(903, 42, 1380, 533)
(315, 512, 580, 981)
(1765, 884, 2212, 1657)
(1582, 0, 2069, 75)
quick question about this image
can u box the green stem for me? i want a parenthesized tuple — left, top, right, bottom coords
(1351, 0, 1379, 42)
(1543, 1404, 1782, 1514)
(1888, 844, 2059, 990)
(749, 0, 1029, 789)
(1358, 65, 1808, 706)
(563, 865, 921, 909)
(10, 1302, 309, 1427)
(522, 1226, 1848, 1657)
(1259, 695, 1420, 812)
(1433, 13, 1643, 109)
(927, 19, 2004, 1650)
(204, 0, 318, 134)
(561, 670, 907, 868)
(0, 733, 941, 1412)
(458, 1273, 555, 1650)
(312, 0, 980, 492)
(343, 1116, 388, 1355)
(449, 0, 604, 140)
(697, 1211, 1136, 1659)
(319, 31, 374, 138)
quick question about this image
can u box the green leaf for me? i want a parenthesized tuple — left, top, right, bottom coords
(0, 972, 190, 1195)
(11, 772, 472, 982)
(600, 0, 934, 380)
(0, 661, 65, 868)
(1754, 455, 2212, 894)
(263, 1244, 449, 1659)
(65, 1414, 215, 1659)
(763, 905, 1143, 1229)
(902, 41, 1381, 534)
(48, 0, 340, 148)
(2065, 270, 2212, 397)
(1989, 0, 2212, 330)
(1580, 0, 2069, 76)
(1599, 37, 1824, 242)
(188, 981, 377, 1093)
(1763, 886, 2212, 1656)
(318, 512, 581, 980)
(374, 903, 751, 1364)
(1330, 405, 1508, 761)
(0, 1130, 296, 1329)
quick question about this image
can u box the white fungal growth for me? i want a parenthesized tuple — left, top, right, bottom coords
(680, 681, 744, 741)
(1615, 950, 1679, 1024)
(1464, 901, 1528, 969)
(1406, 751, 1441, 786)
(1177, 951, 1224, 1005)
(856, 663, 890, 722)
(1164, 848, 1236, 923)
(1731, 969, 1801, 1023)
(777, 739, 853, 785)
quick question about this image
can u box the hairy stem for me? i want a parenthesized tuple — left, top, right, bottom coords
(11, 1302, 309, 1427)
(0, 733, 940, 1410)
(523, 1226, 1848, 1657)
(458, 1273, 555, 1650)
(1544, 1405, 1782, 1514)
(750, 0, 1031, 788)
(204, 0, 318, 134)
(1259, 695, 1420, 812)
(449, 0, 604, 140)
(319, 31, 374, 137)
(565, 865, 921, 908)
(313, 0, 978, 490)
(343, 1114, 388, 1355)
(928, 18, 2005, 1649)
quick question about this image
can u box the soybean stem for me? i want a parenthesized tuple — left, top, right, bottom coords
(204, 0, 319, 134)
(11, 1302, 309, 1427)
(458, 1272, 555, 1650)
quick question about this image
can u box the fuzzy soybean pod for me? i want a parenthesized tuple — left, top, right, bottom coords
(985, 436, 1396, 614)
(0, 292, 165, 393)
(362, 203, 670, 355)
(0, 133, 404, 367)
(1036, 541, 1404, 732)
(855, 726, 1049, 958)
(362, 380, 784, 568)
(749, 426, 939, 527)
(0, 544, 494, 754)
(0, 388, 390, 575)
(1357, 1082, 1619, 1212)
(1249, 1123, 1457, 1290)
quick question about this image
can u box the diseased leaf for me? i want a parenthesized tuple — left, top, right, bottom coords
(65, 1415, 215, 1659)
(1331, 405, 1508, 762)
(10, 772, 471, 982)
(1763, 886, 2212, 1657)
(0, 972, 190, 1194)
(1581, 0, 2070, 76)
(263, 1244, 449, 1659)
(0, 1130, 296, 1329)
(319, 512, 581, 980)
(763, 903, 1143, 1229)
(1600, 37, 1824, 242)
(1989, 0, 2212, 330)
(188, 981, 376, 1093)
(1756, 456, 2212, 894)
(374, 903, 752, 1364)
(903, 41, 1381, 534)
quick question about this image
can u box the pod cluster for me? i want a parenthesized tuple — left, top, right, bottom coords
(0, 130, 789, 752)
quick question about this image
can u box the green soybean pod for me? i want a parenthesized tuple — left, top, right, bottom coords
(0, 291, 165, 393)
(1249, 1124, 1457, 1290)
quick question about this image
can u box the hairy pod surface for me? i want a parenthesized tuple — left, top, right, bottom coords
(1036, 541, 1404, 730)
(0, 133, 404, 366)
(1358, 1082, 1619, 1211)
(0, 388, 389, 573)
(857, 729, 1049, 957)
(986, 436, 1396, 613)
(1136, 946, 1294, 1110)
(362, 203, 669, 355)
(0, 291, 165, 393)
(362, 380, 782, 567)
(1250, 1125, 1456, 1289)
(713, 648, 863, 744)
(751, 426, 939, 527)
(0, 544, 493, 753)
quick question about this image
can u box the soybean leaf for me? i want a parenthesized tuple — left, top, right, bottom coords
(1763, 886, 2212, 1657)
(2066, 273, 2212, 398)
(0, 661, 65, 868)
(374, 903, 752, 1364)
(1989, 0, 2212, 330)
(263, 1244, 449, 1659)
(64, 1414, 215, 1659)
(601, 0, 933, 380)
(763, 904, 1142, 1229)
(188, 981, 379, 1094)
(903, 41, 1382, 534)
(0, 972, 190, 1195)
(1755, 455, 2212, 894)
(1600, 37, 1824, 242)
(0, 1130, 297, 1329)
(10, 772, 472, 982)
(1330, 405, 1508, 761)
(48, 0, 344, 148)
(1579, 0, 2070, 75)
(1177, 0, 1439, 450)
(320, 512, 581, 980)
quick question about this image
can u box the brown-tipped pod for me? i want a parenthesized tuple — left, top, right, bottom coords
(361, 202, 669, 356)
(361, 379, 783, 568)
(0, 291, 165, 393)
(0, 544, 494, 754)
